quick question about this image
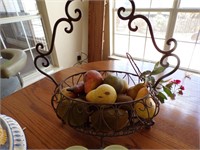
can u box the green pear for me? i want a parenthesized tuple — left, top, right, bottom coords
(91, 108, 129, 132)
(56, 99, 88, 126)
(103, 74, 125, 94)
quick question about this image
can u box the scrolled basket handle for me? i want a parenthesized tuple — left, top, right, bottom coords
(34, 0, 82, 87)
(153, 53, 180, 89)
(118, 0, 180, 89)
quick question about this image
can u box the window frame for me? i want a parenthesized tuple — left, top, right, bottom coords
(109, 0, 200, 73)
(0, 0, 51, 77)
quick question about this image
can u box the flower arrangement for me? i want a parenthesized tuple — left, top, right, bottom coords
(140, 61, 185, 103)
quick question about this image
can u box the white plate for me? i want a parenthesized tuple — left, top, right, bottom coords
(0, 114, 27, 150)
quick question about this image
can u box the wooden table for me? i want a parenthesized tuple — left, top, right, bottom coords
(1, 60, 199, 149)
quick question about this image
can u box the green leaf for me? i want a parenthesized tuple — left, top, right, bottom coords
(140, 70, 152, 78)
(159, 78, 172, 83)
(163, 86, 174, 98)
(151, 66, 167, 75)
(153, 61, 160, 69)
(147, 76, 155, 85)
(165, 82, 173, 90)
(155, 86, 162, 90)
(156, 92, 167, 103)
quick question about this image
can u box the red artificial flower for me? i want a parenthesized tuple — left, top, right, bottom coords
(178, 90, 183, 95)
(172, 79, 181, 84)
(180, 85, 185, 90)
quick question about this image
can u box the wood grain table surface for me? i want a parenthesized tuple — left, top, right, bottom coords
(1, 60, 199, 149)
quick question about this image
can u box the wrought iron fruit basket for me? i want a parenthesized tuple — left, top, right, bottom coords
(34, 0, 180, 147)
(52, 70, 159, 134)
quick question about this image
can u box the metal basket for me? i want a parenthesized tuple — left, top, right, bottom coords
(34, 0, 180, 147)
(51, 70, 160, 137)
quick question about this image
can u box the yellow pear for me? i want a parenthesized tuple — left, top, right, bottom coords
(134, 98, 156, 119)
(135, 86, 149, 100)
(86, 84, 117, 104)
(127, 83, 146, 100)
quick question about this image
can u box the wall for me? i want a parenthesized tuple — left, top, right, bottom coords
(37, 0, 88, 69)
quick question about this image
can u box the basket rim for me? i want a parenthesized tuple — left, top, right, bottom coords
(57, 92, 152, 105)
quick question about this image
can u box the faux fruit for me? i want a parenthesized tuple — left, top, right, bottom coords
(120, 79, 129, 94)
(116, 94, 133, 111)
(103, 74, 128, 94)
(134, 97, 156, 119)
(56, 100, 69, 122)
(54, 70, 159, 133)
(83, 70, 103, 93)
(127, 83, 146, 100)
(67, 81, 85, 95)
(133, 80, 155, 119)
(61, 87, 77, 98)
(91, 108, 129, 132)
(116, 94, 132, 103)
(86, 84, 117, 104)
(56, 99, 88, 126)
(135, 86, 149, 100)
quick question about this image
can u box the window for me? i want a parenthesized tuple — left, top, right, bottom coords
(0, 0, 49, 77)
(110, 0, 200, 73)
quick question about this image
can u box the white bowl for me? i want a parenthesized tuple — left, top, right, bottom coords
(104, 145, 128, 150)
(65, 145, 88, 150)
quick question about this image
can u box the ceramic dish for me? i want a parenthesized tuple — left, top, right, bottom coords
(104, 145, 128, 150)
(65, 145, 88, 150)
(0, 114, 27, 150)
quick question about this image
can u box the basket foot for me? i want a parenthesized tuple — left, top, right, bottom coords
(100, 136, 104, 149)
(145, 120, 155, 129)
